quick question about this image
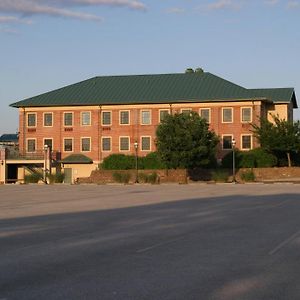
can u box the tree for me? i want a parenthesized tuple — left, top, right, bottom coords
(251, 115, 300, 167)
(156, 112, 219, 169)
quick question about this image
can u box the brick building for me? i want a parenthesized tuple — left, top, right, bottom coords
(4, 71, 297, 183)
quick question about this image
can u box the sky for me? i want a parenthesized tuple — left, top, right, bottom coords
(1, 0, 300, 134)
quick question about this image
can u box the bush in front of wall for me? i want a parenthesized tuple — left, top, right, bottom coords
(102, 154, 135, 170)
(140, 152, 166, 170)
(211, 169, 229, 182)
(47, 173, 65, 184)
(240, 170, 255, 182)
(112, 172, 131, 184)
(24, 173, 43, 184)
(138, 172, 159, 184)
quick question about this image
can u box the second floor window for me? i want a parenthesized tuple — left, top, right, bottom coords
(27, 113, 36, 127)
(159, 110, 169, 122)
(81, 112, 91, 126)
(241, 107, 252, 122)
(200, 108, 210, 123)
(102, 111, 111, 125)
(44, 113, 53, 127)
(120, 111, 130, 125)
(64, 113, 73, 126)
(141, 110, 151, 125)
(222, 108, 233, 123)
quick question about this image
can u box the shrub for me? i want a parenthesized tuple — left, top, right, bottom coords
(102, 154, 135, 170)
(240, 170, 255, 182)
(55, 173, 65, 183)
(138, 172, 148, 183)
(112, 172, 131, 184)
(138, 172, 159, 184)
(211, 169, 229, 182)
(24, 173, 43, 184)
(140, 152, 166, 170)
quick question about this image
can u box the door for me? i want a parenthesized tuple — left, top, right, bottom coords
(64, 168, 73, 184)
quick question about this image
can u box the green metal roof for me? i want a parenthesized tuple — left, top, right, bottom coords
(10, 72, 297, 108)
(60, 154, 93, 164)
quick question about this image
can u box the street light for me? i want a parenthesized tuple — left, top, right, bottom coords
(44, 144, 48, 184)
(232, 138, 236, 183)
(134, 141, 139, 183)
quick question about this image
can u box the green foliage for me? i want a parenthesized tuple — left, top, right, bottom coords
(102, 154, 135, 170)
(252, 115, 300, 167)
(156, 112, 219, 169)
(24, 173, 43, 183)
(47, 173, 65, 184)
(112, 172, 131, 184)
(139, 152, 166, 169)
(221, 148, 277, 168)
(138, 172, 158, 184)
(240, 170, 255, 182)
(211, 169, 229, 182)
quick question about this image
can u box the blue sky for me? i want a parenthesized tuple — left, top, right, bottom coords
(1, 0, 300, 134)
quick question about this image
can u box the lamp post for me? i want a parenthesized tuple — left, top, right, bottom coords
(134, 141, 139, 183)
(44, 144, 48, 184)
(232, 138, 236, 183)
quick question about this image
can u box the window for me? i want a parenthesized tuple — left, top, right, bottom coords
(141, 110, 151, 125)
(120, 111, 130, 125)
(222, 108, 233, 123)
(27, 113, 36, 127)
(200, 108, 210, 123)
(81, 138, 91, 152)
(102, 137, 111, 151)
(64, 138, 73, 152)
(241, 107, 252, 123)
(141, 137, 151, 151)
(27, 139, 36, 152)
(64, 112, 73, 126)
(81, 112, 91, 126)
(159, 109, 170, 122)
(120, 137, 130, 151)
(222, 135, 233, 150)
(44, 113, 53, 127)
(102, 111, 111, 126)
(181, 109, 192, 114)
(241, 135, 252, 150)
(44, 139, 53, 150)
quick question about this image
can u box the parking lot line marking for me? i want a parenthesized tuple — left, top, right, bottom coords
(136, 236, 185, 253)
(269, 229, 300, 255)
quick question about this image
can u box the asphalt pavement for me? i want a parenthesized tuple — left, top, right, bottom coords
(0, 184, 300, 300)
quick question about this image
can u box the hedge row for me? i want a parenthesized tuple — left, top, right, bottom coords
(101, 152, 166, 170)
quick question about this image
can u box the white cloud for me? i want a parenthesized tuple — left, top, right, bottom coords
(287, 1, 300, 9)
(0, 0, 146, 22)
(206, 0, 239, 11)
(0, 16, 33, 24)
(166, 7, 185, 14)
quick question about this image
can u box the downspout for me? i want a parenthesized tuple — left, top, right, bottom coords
(22, 107, 26, 155)
(98, 106, 102, 164)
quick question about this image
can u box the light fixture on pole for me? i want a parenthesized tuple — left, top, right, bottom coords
(232, 138, 236, 183)
(134, 141, 139, 183)
(44, 144, 48, 184)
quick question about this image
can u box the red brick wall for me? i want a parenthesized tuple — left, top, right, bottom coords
(18, 102, 265, 161)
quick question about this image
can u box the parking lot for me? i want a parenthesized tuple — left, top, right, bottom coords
(1, 183, 300, 300)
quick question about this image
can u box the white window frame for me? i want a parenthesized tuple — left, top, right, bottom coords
(159, 109, 170, 123)
(81, 111, 91, 126)
(222, 134, 234, 150)
(241, 134, 252, 150)
(180, 108, 192, 114)
(119, 136, 130, 152)
(26, 138, 37, 153)
(222, 107, 233, 123)
(119, 110, 130, 125)
(43, 112, 53, 127)
(43, 138, 54, 150)
(63, 137, 74, 153)
(63, 112, 74, 127)
(27, 112, 37, 128)
(102, 136, 112, 152)
(199, 108, 211, 123)
(102, 111, 112, 126)
(241, 107, 252, 123)
(141, 110, 152, 125)
(140, 136, 151, 152)
(81, 137, 91, 152)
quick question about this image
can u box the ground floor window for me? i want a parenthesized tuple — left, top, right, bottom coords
(120, 137, 130, 151)
(27, 139, 36, 152)
(44, 138, 53, 150)
(241, 135, 252, 150)
(222, 135, 233, 150)
(141, 137, 151, 151)
(81, 138, 91, 152)
(102, 137, 111, 151)
(64, 138, 73, 152)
